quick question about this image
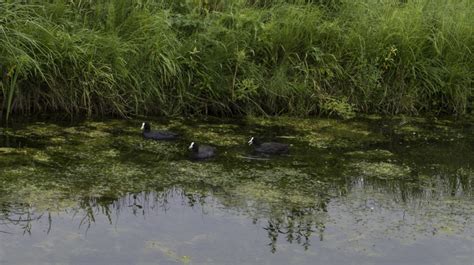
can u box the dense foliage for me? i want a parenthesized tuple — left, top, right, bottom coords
(0, 0, 473, 120)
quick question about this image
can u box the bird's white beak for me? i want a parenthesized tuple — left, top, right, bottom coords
(140, 122, 145, 130)
(188, 142, 195, 149)
(248, 137, 254, 145)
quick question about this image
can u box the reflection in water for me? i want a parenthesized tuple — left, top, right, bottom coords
(0, 117, 473, 264)
(0, 203, 50, 235)
(0, 188, 333, 254)
(1, 174, 472, 255)
(264, 207, 326, 253)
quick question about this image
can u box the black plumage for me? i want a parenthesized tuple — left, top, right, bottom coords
(141, 122, 178, 140)
(188, 142, 216, 160)
(248, 137, 289, 155)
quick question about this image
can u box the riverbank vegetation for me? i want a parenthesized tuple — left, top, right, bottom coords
(1, 0, 472, 120)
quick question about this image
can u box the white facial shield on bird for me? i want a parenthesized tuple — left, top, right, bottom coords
(248, 137, 254, 145)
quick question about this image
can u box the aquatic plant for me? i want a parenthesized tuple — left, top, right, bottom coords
(0, 117, 473, 260)
(0, 0, 472, 121)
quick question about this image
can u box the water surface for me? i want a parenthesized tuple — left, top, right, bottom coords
(0, 116, 473, 264)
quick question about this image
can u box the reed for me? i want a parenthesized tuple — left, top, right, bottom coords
(0, 0, 472, 120)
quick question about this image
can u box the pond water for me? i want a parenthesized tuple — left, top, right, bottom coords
(0, 116, 473, 265)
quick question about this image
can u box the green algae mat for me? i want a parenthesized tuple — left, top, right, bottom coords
(0, 116, 473, 264)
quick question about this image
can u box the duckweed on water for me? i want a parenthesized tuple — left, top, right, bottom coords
(349, 162, 411, 180)
(245, 116, 386, 149)
(0, 147, 25, 154)
(0, 117, 471, 209)
(344, 149, 394, 160)
(393, 120, 464, 142)
(0, 116, 473, 262)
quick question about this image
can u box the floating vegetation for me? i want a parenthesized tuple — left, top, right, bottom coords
(245, 116, 386, 149)
(0, 147, 26, 155)
(0, 116, 473, 263)
(393, 121, 463, 142)
(344, 149, 394, 160)
(145, 241, 191, 265)
(349, 161, 411, 179)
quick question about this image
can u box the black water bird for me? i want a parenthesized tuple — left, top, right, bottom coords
(248, 137, 289, 155)
(141, 122, 178, 140)
(188, 142, 216, 160)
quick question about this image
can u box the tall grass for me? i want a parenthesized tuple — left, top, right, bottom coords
(0, 0, 472, 120)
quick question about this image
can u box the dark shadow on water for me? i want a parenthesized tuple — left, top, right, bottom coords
(0, 133, 46, 149)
